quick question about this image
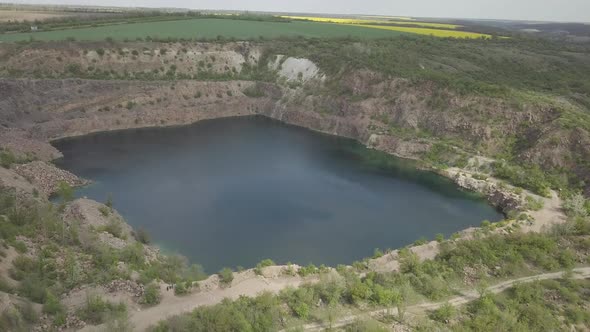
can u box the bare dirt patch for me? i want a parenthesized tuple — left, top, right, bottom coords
(0, 10, 72, 23)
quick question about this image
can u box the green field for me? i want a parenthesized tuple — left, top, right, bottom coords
(0, 18, 407, 42)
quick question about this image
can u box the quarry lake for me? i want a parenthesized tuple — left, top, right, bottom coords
(53, 116, 502, 272)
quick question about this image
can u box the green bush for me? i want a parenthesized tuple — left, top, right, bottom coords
(372, 248, 384, 258)
(0, 150, 17, 168)
(142, 283, 161, 305)
(472, 173, 488, 181)
(174, 282, 189, 296)
(12, 241, 27, 254)
(525, 196, 544, 211)
(101, 219, 124, 239)
(218, 267, 234, 285)
(493, 162, 551, 197)
(563, 193, 588, 217)
(298, 263, 319, 277)
(430, 302, 455, 322)
(43, 291, 64, 315)
(77, 294, 126, 325)
(98, 205, 110, 217)
(254, 259, 275, 275)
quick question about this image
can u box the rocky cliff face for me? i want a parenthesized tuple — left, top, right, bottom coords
(0, 41, 588, 194)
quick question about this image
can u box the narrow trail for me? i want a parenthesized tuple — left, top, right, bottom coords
(79, 271, 307, 332)
(297, 267, 590, 332)
(132, 276, 304, 331)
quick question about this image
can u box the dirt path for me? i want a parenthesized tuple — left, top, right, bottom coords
(297, 267, 590, 331)
(79, 269, 308, 331)
(133, 275, 304, 331)
(526, 190, 566, 232)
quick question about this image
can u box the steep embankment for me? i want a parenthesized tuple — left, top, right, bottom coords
(1, 40, 589, 195)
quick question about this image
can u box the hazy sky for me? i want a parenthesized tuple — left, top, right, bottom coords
(13, 0, 590, 22)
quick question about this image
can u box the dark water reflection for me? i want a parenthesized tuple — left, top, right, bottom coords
(53, 116, 501, 272)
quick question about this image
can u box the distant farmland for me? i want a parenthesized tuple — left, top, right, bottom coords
(0, 10, 72, 22)
(0, 18, 408, 42)
(281, 16, 492, 39)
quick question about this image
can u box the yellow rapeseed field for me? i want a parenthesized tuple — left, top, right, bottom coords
(361, 15, 415, 21)
(353, 24, 492, 39)
(280, 16, 460, 29)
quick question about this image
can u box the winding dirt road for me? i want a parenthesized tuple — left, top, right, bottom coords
(298, 267, 590, 331)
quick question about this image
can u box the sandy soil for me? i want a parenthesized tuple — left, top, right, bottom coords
(526, 190, 566, 232)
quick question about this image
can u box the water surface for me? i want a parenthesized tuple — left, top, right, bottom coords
(54, 116, 501, 272)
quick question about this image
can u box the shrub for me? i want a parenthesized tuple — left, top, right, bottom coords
(430, 302, 455, 322)
(493, 162, 551, 197)
(372, 248, 384, 258)
(120, 243, 145, 267)
(96, 48, 105, 56)
(0, 150, 17, 168)
(413, 237, 428, 246)
(0, 276, 13, 293)
(43, 291, 64, 315)
(57, 181, 74, 204)
(77, 294, 126, 325)
(218, 268, 234, 285)
(472, 173, 488, 181)
(20, 301, 38, 323)
(12, 241, 27, 254)
(298, 263, 319, 277)
(98, 205, 110, 217)
(525, 196, 544, 211)
(133, 227, 151, 244)
(101, 219, 123, 239)
(105, 194, 114, 209)
(174, 282, 189, 296)
(254, 259, 275, 275)
(563, 193, 588, 217)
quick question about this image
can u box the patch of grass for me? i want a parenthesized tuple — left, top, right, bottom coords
(525, 195, 544, 211)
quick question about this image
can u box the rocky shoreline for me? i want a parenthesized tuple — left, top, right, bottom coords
(2, 110, 521, 213)
(13, 160, 89, 197)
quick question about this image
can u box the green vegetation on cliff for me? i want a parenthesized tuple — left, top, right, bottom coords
(0, 187, 205, 329)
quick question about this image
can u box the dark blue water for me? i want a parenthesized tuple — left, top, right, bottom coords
(53, 116, 501, 272)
